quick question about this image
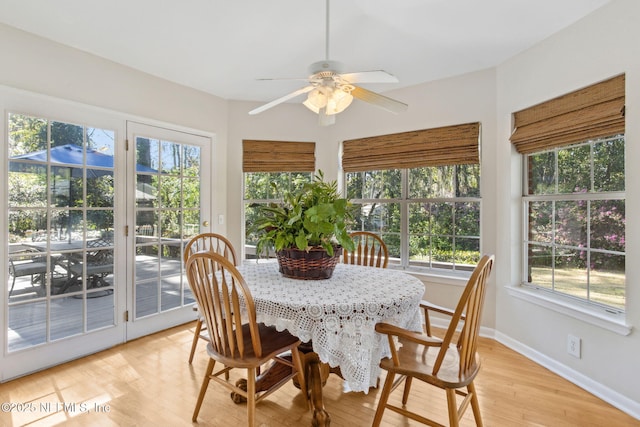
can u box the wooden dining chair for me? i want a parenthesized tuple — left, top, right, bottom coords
(343, 231, 389, 268)
(372, 254, 494, 427)
(186, 252, 307, 426)
(183, 232, 238, 364)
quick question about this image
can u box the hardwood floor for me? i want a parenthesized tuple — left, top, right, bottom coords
(1, 323, 637, 427)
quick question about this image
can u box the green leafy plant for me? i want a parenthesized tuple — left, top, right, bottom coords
(253, 171, 355, 257)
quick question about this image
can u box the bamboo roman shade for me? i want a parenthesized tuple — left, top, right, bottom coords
(510, 74, 625, 154)
(243, 140, 316, 172)
(342, 122, 480, 172)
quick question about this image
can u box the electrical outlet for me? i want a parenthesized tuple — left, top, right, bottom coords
(567, 334, 581, 358)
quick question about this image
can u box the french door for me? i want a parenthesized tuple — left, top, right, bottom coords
(3, 104, 211, 380)
(124, 122, 211, 339)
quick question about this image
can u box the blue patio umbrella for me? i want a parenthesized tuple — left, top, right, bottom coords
(10, 144, 158, 241)
(9, 143, 157, 176)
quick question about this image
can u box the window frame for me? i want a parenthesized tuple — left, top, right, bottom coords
(520, 135, 626, 313)
(344, 165, 482, 278)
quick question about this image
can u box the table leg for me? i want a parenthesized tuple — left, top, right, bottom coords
(305, 352, 330, 427)
(230, 347, 331, 427)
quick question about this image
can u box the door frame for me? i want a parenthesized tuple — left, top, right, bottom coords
(124, 121, 212, 340)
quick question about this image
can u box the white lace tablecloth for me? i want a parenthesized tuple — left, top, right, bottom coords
(237, 261, 425, 392)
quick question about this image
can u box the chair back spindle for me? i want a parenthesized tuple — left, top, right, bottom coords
(343, 231, 389, 268)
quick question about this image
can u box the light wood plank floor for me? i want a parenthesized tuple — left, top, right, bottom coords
(1, 323, 638, 427)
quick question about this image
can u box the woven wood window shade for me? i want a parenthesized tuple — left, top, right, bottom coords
(243, 140, 316, 172)
(342, 122, 480, 172)
(510, 74, 625, 154)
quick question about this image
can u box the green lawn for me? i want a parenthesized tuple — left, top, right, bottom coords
(530, 266, 624, 310)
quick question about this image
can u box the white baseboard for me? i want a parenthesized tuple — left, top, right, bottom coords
(427, 317, 640, 421)
(495, 330, 640, 421)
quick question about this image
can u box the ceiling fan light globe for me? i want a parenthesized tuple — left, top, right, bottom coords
(326, 91, 353, 115)
(306, 88, 328, 110)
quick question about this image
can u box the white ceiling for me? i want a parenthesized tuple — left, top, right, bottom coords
(0, 0, 611, 104)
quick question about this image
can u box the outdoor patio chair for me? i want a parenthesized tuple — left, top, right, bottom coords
(8, 246, 48, 297)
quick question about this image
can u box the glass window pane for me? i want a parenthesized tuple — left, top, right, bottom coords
(8, 303, 47, 351)
(51, 299, 83, 340)
(593, 137, 624, 192)
(528, 201, 553, 243)
(554, 250, 588, 299)
(137, 137, 159, 170)
(432, 202, 454, 236)
(455, 164, 480, 197)
(161, 141, 181, 174)
(555, 201, 587, 248)
(590, 252, 625, 309)
(346, 172, 363, 199)
(9, 164, 47, 208)
(87, 172, 114, 208)
(382, 232, 400, 259)
(182, 177, 200, 209)
(87, 128, 115, 156)
(51, 121, 83, 147)
(527, 244, 552, 288)
(433, 236, 453, 264)
(410, 166, 454, 198)
(136, 174, 158, 208)
(183, 145, 201, 177)
(409, 202, 430, 234)
(557, 144, 590, 193)
(362, 170, 401, 199)
(8, 113, 47, 156)
(160, 176, 181, 208)
(455, 202, 480, 236)
(590, 200, 625, 252)
(454, 238, 480, 266)
(9, 209, 48, 243)
(528, 151, 555, 195)
(409, 235, 431, 265)
(88, 292, 115, 330)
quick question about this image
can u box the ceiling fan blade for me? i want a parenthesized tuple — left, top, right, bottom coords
(340, 70, 399, 84)
(249, 86, 315, 115)
(351, 86, 408, 114)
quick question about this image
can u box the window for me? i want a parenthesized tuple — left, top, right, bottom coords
(523, 136, 625, 310)
(242, 140, 315, 259)
(346, 166, 480, 272)
(512, 75, 626, 312)
(343, 123, 481, 274)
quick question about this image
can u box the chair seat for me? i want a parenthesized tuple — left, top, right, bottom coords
(380, 339, 480, 389)
(207, 323, 300, 368)
(12, 261, 47, 276)
(69, 262, 113, 276)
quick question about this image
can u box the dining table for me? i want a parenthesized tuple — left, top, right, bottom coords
(236, 260, 425, 425)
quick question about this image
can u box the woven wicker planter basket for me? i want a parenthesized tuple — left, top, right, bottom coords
(276, 246, 342, 280)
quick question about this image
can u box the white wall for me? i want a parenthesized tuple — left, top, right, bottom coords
(495, 0, 640, 416)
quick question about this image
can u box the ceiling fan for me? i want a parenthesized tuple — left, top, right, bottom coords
(248, 0, 408, 126)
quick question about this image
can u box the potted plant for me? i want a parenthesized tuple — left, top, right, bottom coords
(253, 171, 356, 279)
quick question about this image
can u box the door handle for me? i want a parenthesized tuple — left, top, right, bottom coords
(202, 221, 209, 227)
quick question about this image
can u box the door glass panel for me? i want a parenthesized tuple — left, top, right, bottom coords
(6, 112, 117, 352)
(134, 136, 202, 318)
